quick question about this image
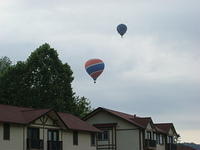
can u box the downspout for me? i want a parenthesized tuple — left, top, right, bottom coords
(43, 123, 44, 150)
(23, 126, 25, 150)
(139, 129, 141, 150)
(115, 126, 117, 150)
(143, 129, 145, 150)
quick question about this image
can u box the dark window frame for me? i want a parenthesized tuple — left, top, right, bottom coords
(97, 130, 109, 141)
(146, 131, 152, 140)
(153, 132, 156, 140)
(3, 123, 10, 140)
(91, 133, 96, 146)
(168, 136, 173, 144)
(73, 131, 78, 145)
(156, 134, 160, 144)
(48, 129, 59, 141)
(27, 127, 40, 140)
(160, 134, 163, 145)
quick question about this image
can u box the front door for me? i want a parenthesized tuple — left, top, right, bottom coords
(27, 127, 43, 149)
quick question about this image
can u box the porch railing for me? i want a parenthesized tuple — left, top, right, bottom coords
(27, 138, 43, 149)
(47, 141, 63, 150)
(144, 139, 157, 148)
(97, 144, 116, 150)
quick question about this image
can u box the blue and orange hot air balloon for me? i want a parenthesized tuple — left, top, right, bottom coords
(85, 59, 105, 83)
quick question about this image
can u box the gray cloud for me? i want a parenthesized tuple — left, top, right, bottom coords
(0, 0, 200, 143)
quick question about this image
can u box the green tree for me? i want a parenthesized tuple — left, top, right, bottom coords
(0, 43, 92, 117)
(0, 56, 12, 75)
(72, 96, 93, 118)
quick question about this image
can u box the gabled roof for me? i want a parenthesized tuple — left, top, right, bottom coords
(154, 123, 178, 136)
(133, 117, 155, 129)
(83, 107, 179, 135)
(22, 109, 51, 124)
(0, 104, 50, 124)
(58, 112, 100, 132)
(0, 104, 99, 132)
(83, 107, 154, 129)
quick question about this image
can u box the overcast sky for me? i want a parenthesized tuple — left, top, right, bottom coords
(0, 0, 200, 143)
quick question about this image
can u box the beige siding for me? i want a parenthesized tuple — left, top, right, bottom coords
(117, 129, 140, 150)
(34, 115, 54, 125)
(146, 123, 152, 130)
(86, 111, 141, 150)
(0, 123, 25, 150)
(168, 128, 173, 136)
(87, 111, 137, 129)
(62, 130, 96, 150)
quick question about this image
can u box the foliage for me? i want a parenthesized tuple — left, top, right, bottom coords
(72, 96, 93, 118)
(0, 56, 12, 75)
(0, 43, 92, 117)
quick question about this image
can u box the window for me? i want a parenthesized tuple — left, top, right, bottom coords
(73, 131, 78, 145)
(103, 131, 108, 140)
(91, 133, 96, 146)
(97, 130, 109, 141)
(168, 136, 173, 144)
(156, 134, 160, 144)
(3, 123, 10, 140)
(48, 130, 59, 141)
(27, 128, 39, 139)
(146, 131, 151, 140)
(160, 135, 163, 144)
(156, 134, 164, 145)
(153, 132, 157, 140)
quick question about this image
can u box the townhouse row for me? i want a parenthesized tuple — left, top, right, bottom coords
(84, 107, 179, 150)
(0, 104, 179, 150)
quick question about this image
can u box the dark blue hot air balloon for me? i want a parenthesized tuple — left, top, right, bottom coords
(117, 24, 127, 37)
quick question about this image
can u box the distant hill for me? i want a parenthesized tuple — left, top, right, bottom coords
(179, 143, 200, 150)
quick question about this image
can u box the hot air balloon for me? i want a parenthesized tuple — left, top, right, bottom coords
(117, 24, 127, 37)
(85, 59, 105, 83)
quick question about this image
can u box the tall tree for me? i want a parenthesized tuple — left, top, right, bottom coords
(0, 44, 92, 116)
(0, 56, 12, 75)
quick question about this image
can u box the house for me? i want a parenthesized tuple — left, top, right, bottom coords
(83, 107, 179, 150)
(0, 104, 99, 150)
(155, 123, 179, 150)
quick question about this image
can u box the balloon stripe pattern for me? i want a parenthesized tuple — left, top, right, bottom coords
(85, 59, 105, 83)
(90, 70, 103, 80)
(85, 63, 104, 75)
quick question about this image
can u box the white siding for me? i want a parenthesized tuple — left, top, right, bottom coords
(0, 113, 97, 150)
(117, 129, 140, 150)
(86, 111, 137, 129)
(0, 123, 25, 150)
(86, 111, 141, 150)
(62, 130, 96, 150)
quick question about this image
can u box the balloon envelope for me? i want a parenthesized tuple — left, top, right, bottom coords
(85, 59, 105, 83)
(117, 24, 127, 37)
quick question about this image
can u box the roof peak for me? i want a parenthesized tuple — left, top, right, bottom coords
(101, 107, 137, 118)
